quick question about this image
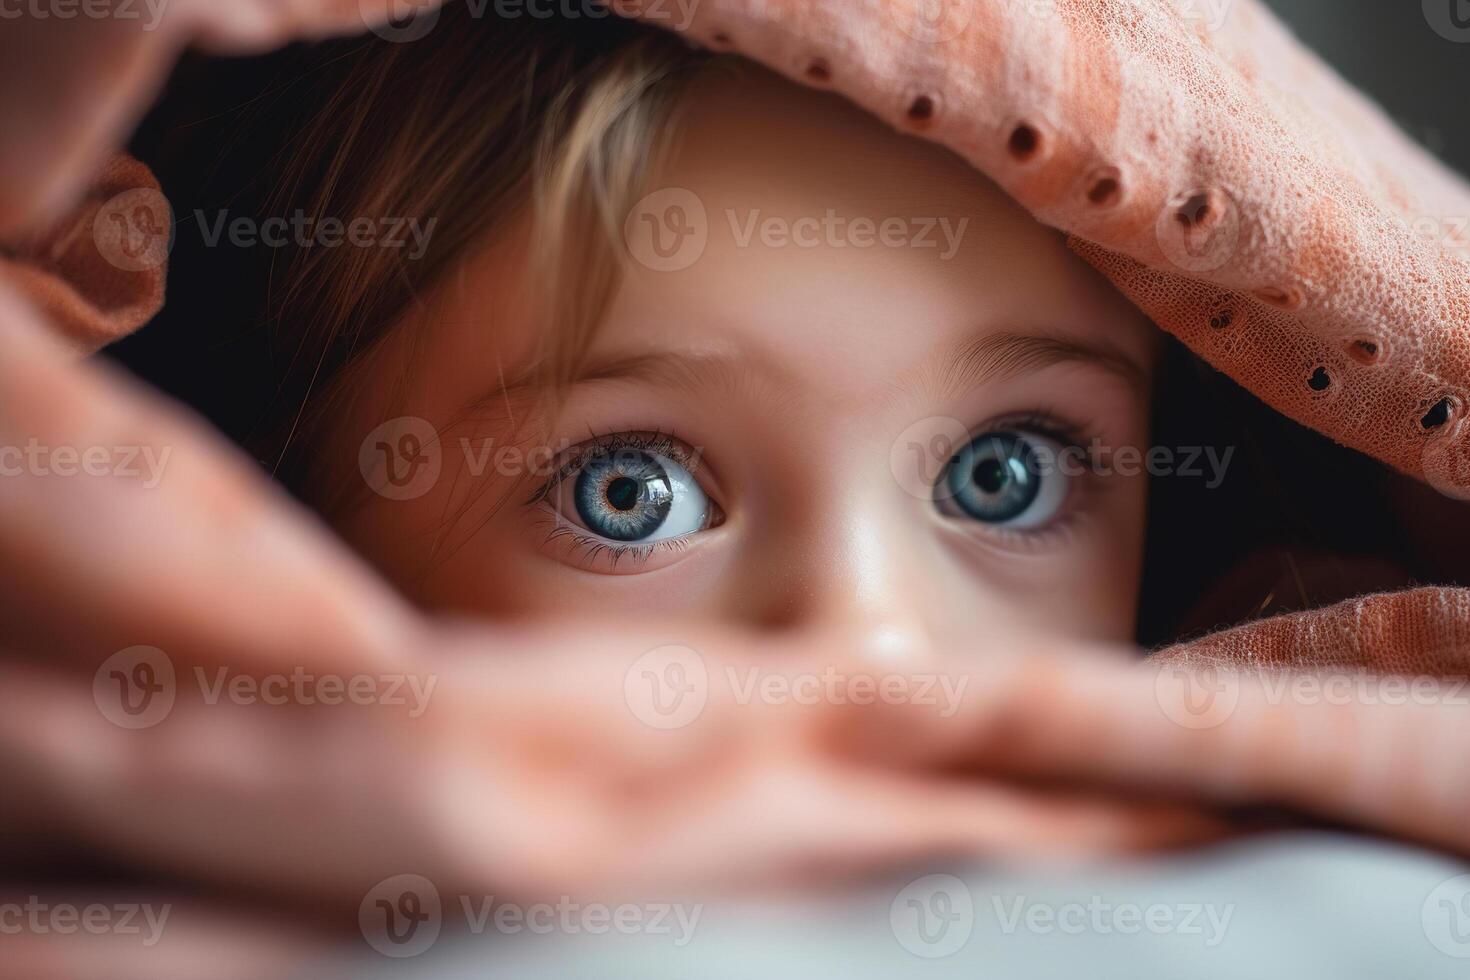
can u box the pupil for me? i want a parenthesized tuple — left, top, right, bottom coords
(605, 476, 641, 511)
(973, 458, 1009, 494)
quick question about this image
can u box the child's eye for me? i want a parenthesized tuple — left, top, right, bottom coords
(934, 430, 1071, 529)
(553, 447, 713, 543)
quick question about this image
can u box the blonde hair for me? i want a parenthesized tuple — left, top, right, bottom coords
(267, 8, 712, 499)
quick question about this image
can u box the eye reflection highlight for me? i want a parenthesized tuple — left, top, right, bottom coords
(936, 430, 1070, 529)
(553, 446, 713, 544)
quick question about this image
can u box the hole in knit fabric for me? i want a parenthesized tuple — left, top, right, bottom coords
(1007, 123, 1041, 161)
(1174, 191, 1221, 232)
(1307, 366, 1332, 392)
(1347, 338, 1385, 365)
(1086, 168, 1123, 207)
(907, 95, 937, 126)
(1422, 398, 1454, 431)
(805, 58, 831, 82)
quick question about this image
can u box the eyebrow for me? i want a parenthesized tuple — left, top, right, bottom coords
(481, 348, 792, 406)
(466, 329, 1147, 419)
(929, 331, 1149, 397)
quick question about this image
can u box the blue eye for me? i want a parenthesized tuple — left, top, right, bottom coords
(563, 448, 711, 543)
(936, 430, 1070, 528)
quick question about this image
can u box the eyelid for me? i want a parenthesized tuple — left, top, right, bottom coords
(971, 408, 1089, 453)
(524, 430, 714, 507)
(532, 514, 699, 572)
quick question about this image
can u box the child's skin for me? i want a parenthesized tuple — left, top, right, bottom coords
(328, 65, 1158, 650)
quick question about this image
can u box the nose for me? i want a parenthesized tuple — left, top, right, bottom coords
(727, 476, 945, 665)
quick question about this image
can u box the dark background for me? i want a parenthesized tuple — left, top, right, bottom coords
(111, 0, 1470, 645)
(1269, 0, 1470, 175)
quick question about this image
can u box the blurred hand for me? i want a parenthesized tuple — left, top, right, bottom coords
(0, 279, 1222, 974)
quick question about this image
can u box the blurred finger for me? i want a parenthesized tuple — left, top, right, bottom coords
(0, 892, 328, 980)
(841, 645, 1470, 856)
(0, 281, 419, 675)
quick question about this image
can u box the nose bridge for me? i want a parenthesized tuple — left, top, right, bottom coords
(732, 459, 941, 661)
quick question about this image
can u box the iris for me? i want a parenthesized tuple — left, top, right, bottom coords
(574, 450, 675, 541)
(939, 431, 1044, 524)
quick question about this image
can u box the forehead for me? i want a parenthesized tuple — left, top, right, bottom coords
(601, 65, 1155, 398)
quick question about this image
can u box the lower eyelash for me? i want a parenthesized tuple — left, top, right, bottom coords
(983, 504, 1090, 552)
(531, 510, 693, 571)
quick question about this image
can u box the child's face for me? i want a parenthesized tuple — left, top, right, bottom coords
(331, 67, 1158, 649)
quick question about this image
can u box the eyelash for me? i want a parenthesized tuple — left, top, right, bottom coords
(958, 407, 1107, 551)
(523, 428, 702, 507)
(529, 517, 696, 570)
(526, 409, 1105, 568)
(984, 407, 1088, 453)
(525, 428, 709, 569)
